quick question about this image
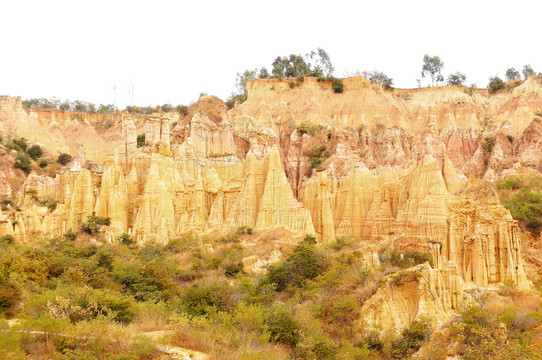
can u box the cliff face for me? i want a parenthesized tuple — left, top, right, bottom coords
(1, 78, 541, 333)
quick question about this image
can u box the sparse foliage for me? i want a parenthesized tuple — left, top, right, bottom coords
(505, 67, 521, 81)
(447, 72, 467, 86)
(362, 70, 393, 88)
(488, 76, 505, 93)
(421, 54, 444, 86)
(523, 64, 535, 79)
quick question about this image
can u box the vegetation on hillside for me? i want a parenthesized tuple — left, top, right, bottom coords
(497, 175, 542, 235)
(0, 229, 540, 359)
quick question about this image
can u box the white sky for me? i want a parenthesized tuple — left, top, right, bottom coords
(1, 0, 541, 108)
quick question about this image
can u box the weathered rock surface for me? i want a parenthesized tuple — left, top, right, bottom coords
(360, 250, 469, 334)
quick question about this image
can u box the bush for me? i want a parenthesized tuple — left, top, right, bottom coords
(80, 216, 111, 235)
(27, 144, 43, 160)
(482, 136, 495, 153)
(310, 158, 322, 168)
(118, 233, 133, 246)
(488, 76, 505, 94)
(38, 160, 48, 168)
(14, 154, 32, 173)
(297, 123, 309, 135)
(384, 249, 433, 268)
(267, 306, 299, 347)
(288, 81, 296, 89)
(57, 153, 73, 165)
(499, 176, 522, 190)
(503, 187, 542, 234)
(0, 284, 20, 317)
(137, 134, 145, 148)
(261, 240, 328, 291)
(9, 138, 28, 152)
(332, 78, 344, 93)
(180, 278, 233, 316)
(507, 134, 514, 142)
(63, 230, 77, 241)
(0, 235, 15, 244)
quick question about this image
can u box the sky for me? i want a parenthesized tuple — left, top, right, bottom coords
(1, 0, 541, 109)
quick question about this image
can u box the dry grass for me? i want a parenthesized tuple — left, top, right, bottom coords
(169, 316, 290, 360)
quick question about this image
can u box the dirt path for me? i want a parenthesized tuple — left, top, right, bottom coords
(142, 330, 209, 360)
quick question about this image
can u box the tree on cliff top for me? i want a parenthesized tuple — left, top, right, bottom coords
(228, 48, 336, 109)
(421, 55, 444, 86)
(505, 67, 521, 81)
(447, 72, 467, 86)
(271, 48, 334, 79)
(523, 64, 535, 79)
(362, 70, 393, 88)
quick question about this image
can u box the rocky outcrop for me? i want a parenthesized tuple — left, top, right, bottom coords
(443, 179, 531, 290)
(360, 251, 469, 334)
(254, 146, 315, 235)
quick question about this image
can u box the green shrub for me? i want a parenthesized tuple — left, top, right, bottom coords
(503, 187, 542, 234)
(118, 233, 133, 246)
(261, 240, 328, 291)
(180, 278, 233, 316)
(331, 295, 359, 324)
(137, 134, 146, 148)
(482, 136, 495, 153)
(267, 306, 299, 347)
(80, 216, 111, 235)
(38, 160, 48, 168)
(0, 284, 20, 317)
(488, 76, 505, 94)
(224, 262, 244, 277)
(292, 336, 339, 359)
(391, 316, 431, 359)
(499, 176, 522, 190)
(57, 153, 73, 165)
(0, 327, 25, 360)
(297, 123, 309, 135)
(9, 138, 28, 152)
(27, 144, 43, 160)
(310, 158, 322, 168)
(114, 263, 162, 302)
(0, 235, 14, 244)
(234, 225, 253, 236)
(384, 249, 433, 268)
(332, 78, 344, 93)
(302, 234, 317, 245)
(288, 81, 296, 89)
(14, 154, 32, 173)
(507, 134, 514, 142)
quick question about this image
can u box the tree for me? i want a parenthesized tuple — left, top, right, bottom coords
(57, 153, 73, 165)
(307, 48, 335, 77)
(332, 78, 344, 93)
(488, 76, 505, 94)
(505, 67, 520, 81)
(235, 68, 259, 94)
(271, 54, 311, 78)
(258, 67, 270, 79)
(27, 144, 43, 160)
(523, 64, 535, 79)
(447, 72, 467, 86)
(421, 55, 444, 86)
(362, 70, 393, 88)
(14, 154, 32, 173)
